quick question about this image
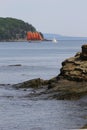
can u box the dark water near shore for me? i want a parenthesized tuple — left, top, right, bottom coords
(0, 41, 87, 130)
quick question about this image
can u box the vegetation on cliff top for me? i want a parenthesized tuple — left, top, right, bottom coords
(0, 17, 36, 41)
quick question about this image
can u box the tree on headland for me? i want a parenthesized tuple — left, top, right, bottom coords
(0, 17, 37, 41)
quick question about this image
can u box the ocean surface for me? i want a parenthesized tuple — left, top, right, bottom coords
(0, 40, 87, 130)
(0, 41, 84, 84)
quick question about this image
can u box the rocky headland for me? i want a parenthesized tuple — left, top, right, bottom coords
(13, 44, 87, 100)
(0, 17, 44, 41)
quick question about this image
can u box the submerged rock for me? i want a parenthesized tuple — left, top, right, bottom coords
(9, 64, 22, 66)
(13, 44, 87, 100)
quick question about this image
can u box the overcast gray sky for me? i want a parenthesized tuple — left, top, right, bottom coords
(0, 0, 87, 37)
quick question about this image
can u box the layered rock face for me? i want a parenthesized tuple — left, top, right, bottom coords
(59, 44, 87, 81)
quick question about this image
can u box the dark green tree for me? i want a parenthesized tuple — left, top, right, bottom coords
(0, 17, 36, 41)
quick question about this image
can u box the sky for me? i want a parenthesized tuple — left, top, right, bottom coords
(0, 0, 87, 37)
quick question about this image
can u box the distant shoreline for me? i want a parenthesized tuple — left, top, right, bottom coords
(0, 38, 87, 42)
(0, 39, 27, 42)
(0, 39, 52, 42)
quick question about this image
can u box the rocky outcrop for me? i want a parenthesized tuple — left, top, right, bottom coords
(14, 78, 48, 89)
(58, 44, 87, 81)
(13, 44, 87, 100)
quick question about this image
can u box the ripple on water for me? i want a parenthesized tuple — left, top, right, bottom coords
(0, 85, 87, 130)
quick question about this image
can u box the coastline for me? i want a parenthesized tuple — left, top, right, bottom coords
(0, 39, 27, 42)
(12, 44, 87, 100)
(0, 38, 52, 42)
(0, 43, 86, 129)
(12, 44, 87, 129)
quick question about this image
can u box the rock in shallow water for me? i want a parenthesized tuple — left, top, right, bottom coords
(13, 78, 48, 89)
(13, 44, 87, 100)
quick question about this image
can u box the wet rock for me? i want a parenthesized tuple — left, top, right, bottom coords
(48, 79, 87, 100)
(14, 78, 48, 89)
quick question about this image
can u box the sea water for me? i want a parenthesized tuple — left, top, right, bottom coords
(0, 41, 87, 130)
(0, 41, 83, 84)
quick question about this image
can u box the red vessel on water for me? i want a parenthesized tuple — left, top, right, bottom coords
(27, 31, 43, 41)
